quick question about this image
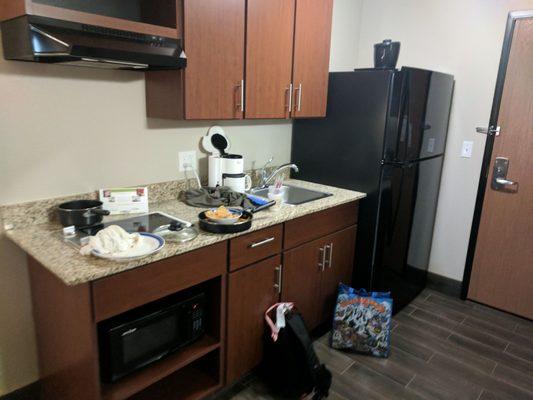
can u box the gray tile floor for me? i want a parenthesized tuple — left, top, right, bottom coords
(223, 289, 533, 400)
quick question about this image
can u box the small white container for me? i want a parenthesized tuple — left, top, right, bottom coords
(268, 186, 286, 211)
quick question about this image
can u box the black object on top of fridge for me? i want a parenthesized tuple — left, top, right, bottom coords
(291, 67, 454, 313)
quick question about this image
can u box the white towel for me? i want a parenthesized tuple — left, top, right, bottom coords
(80, 225, 142, 256)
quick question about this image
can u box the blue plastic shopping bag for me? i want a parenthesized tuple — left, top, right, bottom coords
(330, 283, 393, 357)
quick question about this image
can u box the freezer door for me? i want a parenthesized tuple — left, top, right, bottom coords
(383, 68, 454, 162)
(374, 157, 444, 311)
(292, 70, 393, 192)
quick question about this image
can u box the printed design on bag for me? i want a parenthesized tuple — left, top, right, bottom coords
(331, 287, 392, 357)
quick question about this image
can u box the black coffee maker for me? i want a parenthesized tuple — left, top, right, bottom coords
(374, 39, 400, 69)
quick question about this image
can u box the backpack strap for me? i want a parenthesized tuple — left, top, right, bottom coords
(264, 302, 294, 341)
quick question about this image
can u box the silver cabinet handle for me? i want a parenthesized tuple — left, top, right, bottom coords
(236, 79, 245, 112)
(286, 83, 293, 113)
(326, 242, 333, 268)
(274, 265, 283, 294)
(249, 237, 275, 248)
(324, 244, 331, 269)
(319, 246, 326, 272)
(296, 83, 302, 112)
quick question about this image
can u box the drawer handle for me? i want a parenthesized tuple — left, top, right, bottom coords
(249, 237, 275, 248)
(274, 265, 283, 294)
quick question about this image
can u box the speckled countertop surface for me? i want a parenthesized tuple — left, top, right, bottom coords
(5, 180, 365, 286)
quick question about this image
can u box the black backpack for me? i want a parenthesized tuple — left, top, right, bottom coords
(261, 303, 332, 399)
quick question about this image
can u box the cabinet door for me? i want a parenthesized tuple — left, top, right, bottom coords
(183, 0, 245, 119)
(245, 0, 295, 119)
(319, 226, 357, 324)
(291, 0, 334, 118)
(226, 255, 281, 384)
(282, 237, 325, 330)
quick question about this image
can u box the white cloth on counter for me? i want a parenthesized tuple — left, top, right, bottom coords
(80, 225, 143, 256)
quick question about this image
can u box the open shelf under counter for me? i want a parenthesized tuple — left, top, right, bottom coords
(128, 351, 222, 400)
(102, 336, 220, 400)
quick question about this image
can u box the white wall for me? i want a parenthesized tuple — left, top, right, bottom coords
(0, 58, 292, 205)
(354, 0, 533, 280)
(0, 1, 361, 393)
(330, 0, 363, 71)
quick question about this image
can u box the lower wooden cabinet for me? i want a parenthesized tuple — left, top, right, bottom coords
(282, 226, 357, 330)
(226, 255, 281, 384)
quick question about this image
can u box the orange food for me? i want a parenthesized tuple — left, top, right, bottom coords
(206, 206, 237, 219)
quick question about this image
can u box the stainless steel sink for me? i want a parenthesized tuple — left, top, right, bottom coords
(249, 185, 332, 205)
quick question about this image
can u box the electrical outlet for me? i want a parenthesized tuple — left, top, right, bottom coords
(178, 151, 197, 172)
(461, 141, 474, 158)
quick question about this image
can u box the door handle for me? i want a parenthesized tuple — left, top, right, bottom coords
(492, 157, 518, 192)
(319, 246, 326, 272)
(274, 265, 283, 294)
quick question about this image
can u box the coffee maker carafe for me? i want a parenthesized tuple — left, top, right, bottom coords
(203, 127, 252, 192)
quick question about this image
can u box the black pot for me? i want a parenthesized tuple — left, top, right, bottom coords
(57, 200, 110, 228)
(374, 39, 400, 69)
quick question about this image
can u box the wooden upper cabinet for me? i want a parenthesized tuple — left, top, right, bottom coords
(146, 0, 245, 120)
(245, 0, 295, 119)
(291, 0, 334, 118)
(183, 0, 245, 120)
(145, 0, 333, 120)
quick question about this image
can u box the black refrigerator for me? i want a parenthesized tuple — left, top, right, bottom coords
(292, 67, 454, 312)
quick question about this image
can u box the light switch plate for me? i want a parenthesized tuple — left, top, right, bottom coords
(461, 141, 474, 158)
(178, 150, 197, 172)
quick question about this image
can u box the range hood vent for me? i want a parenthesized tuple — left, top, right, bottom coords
(1, 15, 186, 70)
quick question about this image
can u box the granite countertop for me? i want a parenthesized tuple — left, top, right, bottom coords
(5, 180, 365, 286)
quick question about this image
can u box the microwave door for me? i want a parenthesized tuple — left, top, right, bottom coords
(102, 305, 182, 382)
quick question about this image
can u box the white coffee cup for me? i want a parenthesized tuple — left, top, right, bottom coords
(222, 173, 252, 193)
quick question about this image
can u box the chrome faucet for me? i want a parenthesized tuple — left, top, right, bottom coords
(258, 159, 299, 188)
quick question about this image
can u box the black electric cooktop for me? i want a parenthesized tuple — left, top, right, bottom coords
(64, 212, 191, 248)
(79, 212, 188, 235)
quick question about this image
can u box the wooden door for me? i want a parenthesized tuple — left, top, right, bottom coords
(226, 255, 281, 384)
(291, 0, 334, 118)
(245, 0, 295, 119)
(282, 237, 325, 330)
(319, 226, 357, 324)
(468, 16, 533, 319)
(183, 0, 245, 120)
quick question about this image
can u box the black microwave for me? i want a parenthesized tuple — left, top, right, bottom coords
(98, 293, 205, 382)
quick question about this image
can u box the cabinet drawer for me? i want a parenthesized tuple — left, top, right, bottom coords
(92, 242, 227, 322)
(284, 201, 358, 249)
(229, 224, 283, 271)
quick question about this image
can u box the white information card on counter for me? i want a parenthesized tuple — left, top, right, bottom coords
(99, 187, 149, 215)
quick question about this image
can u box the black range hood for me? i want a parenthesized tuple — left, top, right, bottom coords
(1, 15, 186, 70)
